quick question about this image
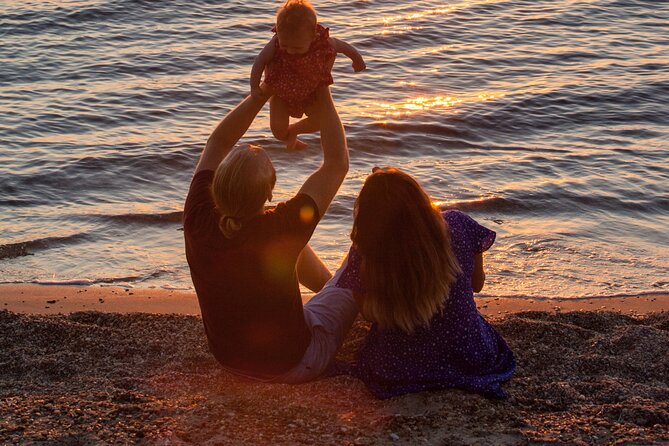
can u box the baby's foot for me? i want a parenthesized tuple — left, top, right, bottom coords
(286, 128, 308, 151)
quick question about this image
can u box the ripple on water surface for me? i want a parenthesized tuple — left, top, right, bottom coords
(0, 0, 667, 296)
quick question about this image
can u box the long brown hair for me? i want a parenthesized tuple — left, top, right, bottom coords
(351, 167, 461, 333)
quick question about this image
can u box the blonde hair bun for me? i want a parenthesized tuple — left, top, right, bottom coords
(211, 146, 276, 239)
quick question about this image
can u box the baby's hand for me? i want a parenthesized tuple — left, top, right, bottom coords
(251, 85, 266, 100)
(352, 59, 366, 72)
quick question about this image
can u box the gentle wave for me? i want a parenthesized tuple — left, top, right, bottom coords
(0, 150, 197, 207)
(0, 233, 92, 260)
(461, 84, 669, 138)
(0, 270, 180, 288)
(440, 197, 527, 214)
(441, 192, 669, 215)
(88, 211, 184, 225)
(0, 212, 185, 261)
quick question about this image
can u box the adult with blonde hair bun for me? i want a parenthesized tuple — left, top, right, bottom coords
(183, 85, 357, 382)
(334, 167, 516, 399)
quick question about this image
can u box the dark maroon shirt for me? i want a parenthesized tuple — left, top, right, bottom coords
(183, 170, 319, 375)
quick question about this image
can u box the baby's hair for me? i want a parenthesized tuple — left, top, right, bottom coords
(276, 0, 317, 35)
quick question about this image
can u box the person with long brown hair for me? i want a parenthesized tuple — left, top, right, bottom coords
(335, 167, 516, 399)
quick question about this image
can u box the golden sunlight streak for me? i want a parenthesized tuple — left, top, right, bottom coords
(432, 197, 488, 209)
(360, 91, 505, 120)
(382, 6, 457, 25)
(380, 26, 424, 35)
(380, 1, 494, 25)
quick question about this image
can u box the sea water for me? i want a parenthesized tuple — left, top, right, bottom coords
(1, 0, 667, 298)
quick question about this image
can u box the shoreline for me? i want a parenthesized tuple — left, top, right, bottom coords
(0, 283, 667, 316)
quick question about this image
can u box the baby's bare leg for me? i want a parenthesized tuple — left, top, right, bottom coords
(284, 102, 321, 150)
(270, 96, 290, 141)
(290, 116, 320, 136)
(270, 97, 308, 150)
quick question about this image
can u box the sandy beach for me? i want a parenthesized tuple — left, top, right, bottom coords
(0, 285, 667, 445)
(1, 284, 667, 317)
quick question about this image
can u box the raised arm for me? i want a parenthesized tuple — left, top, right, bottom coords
(297, 86, 349, 215)
(330, 37, 366, 72)
(194, 92, 268, 174)
(250, 36, 277, 98)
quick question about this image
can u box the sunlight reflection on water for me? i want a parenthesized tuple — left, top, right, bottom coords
(1, 0, 667, 297)
(360, 92, 504, 119)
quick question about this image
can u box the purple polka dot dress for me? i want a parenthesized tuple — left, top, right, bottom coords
(336, 210, 516, 399)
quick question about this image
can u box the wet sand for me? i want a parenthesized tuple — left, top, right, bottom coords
(1, 284, 666, 317)
(0, 285, 667, 445)
(0, 284, 201, 315)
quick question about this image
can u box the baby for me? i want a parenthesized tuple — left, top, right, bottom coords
(250, 0, 366, 150)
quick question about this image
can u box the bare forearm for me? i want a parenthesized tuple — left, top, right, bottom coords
(250, 59, 265, 90)
(295, 87, 348, 214)
(250, 37, 276, 92)
(333, 38, 365, 71)
(195, 94, 267, 173)
(296, 244, 332, 292)
(342, 45, 363, 64)
(317, 88, 348, 171)
(472, 253, 486, 293)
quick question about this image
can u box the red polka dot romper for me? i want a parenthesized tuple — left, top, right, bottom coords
(265, 24, 337, 118)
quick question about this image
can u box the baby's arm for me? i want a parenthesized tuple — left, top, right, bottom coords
(250, 36, 277, 98)
(330, 37, 366, 72)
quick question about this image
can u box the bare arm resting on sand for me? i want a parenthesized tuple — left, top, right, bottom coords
(297, 86, 349, 216)
(194, 91, 269, 174)
(472, 253, 486, 293)
(330, 37, 366, 72)
(250, 37, 277, 99)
